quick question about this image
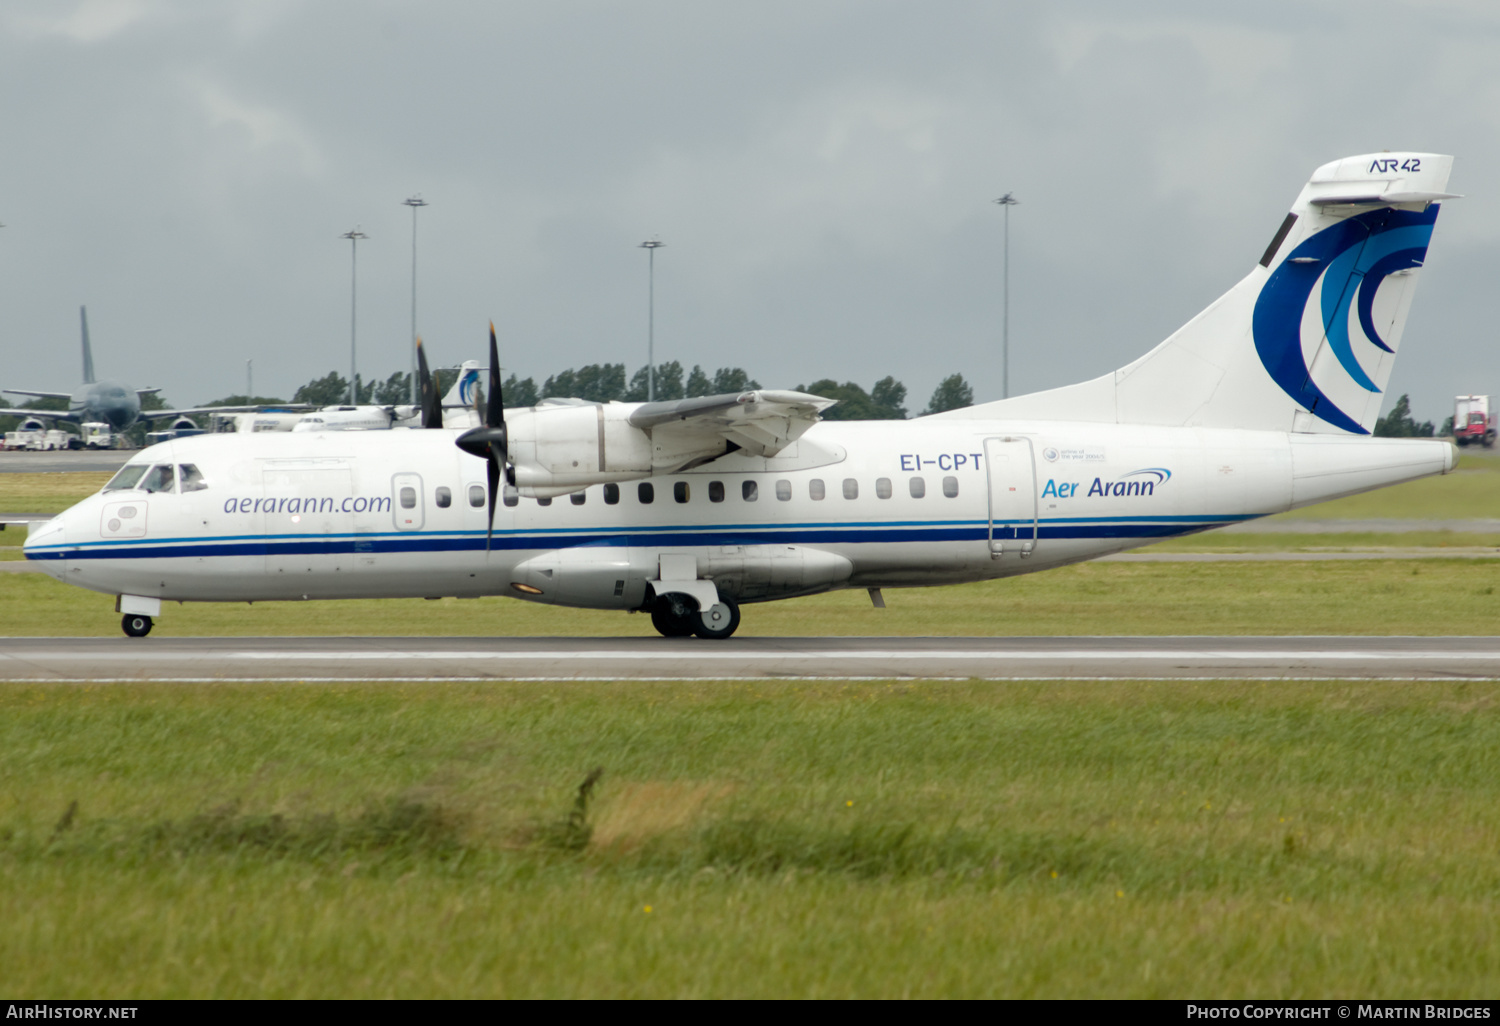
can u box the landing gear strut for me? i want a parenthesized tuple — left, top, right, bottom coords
(122, 614, 153, 638)
(649, 594, 741, 639)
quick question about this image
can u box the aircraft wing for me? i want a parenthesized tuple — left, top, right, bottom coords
(627, 389, 837, 457)
(3, 389, 72, 401)
(1, 407, 78, 423)
(142, 405, 313, 420)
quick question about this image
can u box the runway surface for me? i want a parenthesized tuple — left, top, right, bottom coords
(3, 635, 1499, 681)
(0, 451, 132, 473)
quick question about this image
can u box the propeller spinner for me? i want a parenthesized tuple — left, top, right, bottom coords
(455, 323, 509, 550)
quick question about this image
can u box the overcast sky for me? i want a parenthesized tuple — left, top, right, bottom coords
(2, 0, 1497, 421)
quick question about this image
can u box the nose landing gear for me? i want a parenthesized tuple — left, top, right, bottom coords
(122, 614, 153, 638)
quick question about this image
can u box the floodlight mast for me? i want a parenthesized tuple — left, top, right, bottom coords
(403, 196, 428, 406)
(340, 228, 368, 405)
(639, 238, 665, 402)
(993, 192, 1018, 400)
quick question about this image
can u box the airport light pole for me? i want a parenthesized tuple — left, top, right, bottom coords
(638, 238, 665, 401)
(341, 228, 368, 404)
(993, 192, 1018, 400)
(246, 359, 252, 400)
(402, 196, 428, 406)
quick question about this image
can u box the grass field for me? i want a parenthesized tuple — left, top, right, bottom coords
(4, 467, 1500, 998)
(2, 679, 1497, 998)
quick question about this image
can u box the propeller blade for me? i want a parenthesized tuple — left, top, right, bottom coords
(416, 338, 442, 429)
(487, 321, 505, 429)
(485, 448, 500, 552)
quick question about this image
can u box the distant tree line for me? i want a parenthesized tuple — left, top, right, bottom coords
(2, 366, 996, 435)
(235, 363, 980, 419)
(1373, 394, 1437, 438)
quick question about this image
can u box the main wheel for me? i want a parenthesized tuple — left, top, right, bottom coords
(651, 601, 697, 638)
(122, 614, 153, 638)
(693, 597, 741, 640)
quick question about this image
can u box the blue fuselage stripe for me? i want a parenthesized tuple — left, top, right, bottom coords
(27, 516, 1247, 561)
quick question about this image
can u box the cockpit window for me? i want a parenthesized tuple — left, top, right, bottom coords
(178, 464, 208, 492)
(103, 464, 148, 492)
(140, 464, 176, 494)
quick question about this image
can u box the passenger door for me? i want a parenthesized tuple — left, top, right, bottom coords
(984, 437, 1038, 558)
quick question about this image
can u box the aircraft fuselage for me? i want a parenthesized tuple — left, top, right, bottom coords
(23, 420, 1453, 610)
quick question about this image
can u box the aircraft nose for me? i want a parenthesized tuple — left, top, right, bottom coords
(22, 516, 70, 580)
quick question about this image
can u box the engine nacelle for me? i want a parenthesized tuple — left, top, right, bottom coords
(505, 403, 728, 497)
(169, 416, 199, 432)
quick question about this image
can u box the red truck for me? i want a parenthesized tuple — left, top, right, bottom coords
(1453, 395, 1496, 447)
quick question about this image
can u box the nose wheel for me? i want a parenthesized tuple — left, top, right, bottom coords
(121, 614, 154, 638)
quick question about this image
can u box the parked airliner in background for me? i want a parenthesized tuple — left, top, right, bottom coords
(26, 152, 1462, 639)
(4, 307, 292, 442)
(291, 361, 484, 432)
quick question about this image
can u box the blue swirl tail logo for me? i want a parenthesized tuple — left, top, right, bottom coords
(1252, 205, 1437, 434)
(458, 370, 479, 407)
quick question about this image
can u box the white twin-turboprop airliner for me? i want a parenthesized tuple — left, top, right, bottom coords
(25, 152, 1461, 639)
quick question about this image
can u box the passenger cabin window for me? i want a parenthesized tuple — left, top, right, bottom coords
(809, 479, 825, 501)
(909, 476, 926, 499)
(399, 486, 417, 510)
(776, 480, 792, 501)
(709, 481, 724, 503)
(103, 465, 148, 492)
(536, 496, 552, 507)
(604, 483, 620, 505)
(469, 484, 486, 508)
(571, 491, 586, 506)
(674, 481, 690, 503)
(178, 464, 208, 493)
(504, 484, 519, 507)
(742, 480, 758, 502)
(842, 478, 858, 500)
(638, 482, 654, 504)
(876, 477, 892, 499)
(435, 486, 452, 509)
(140, 464, 176, 494)
(943, 476, 959, 498)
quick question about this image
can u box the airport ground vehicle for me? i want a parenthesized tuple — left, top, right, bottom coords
(1452, 395, 1495, 447)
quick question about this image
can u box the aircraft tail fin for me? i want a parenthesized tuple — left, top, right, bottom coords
(940, 153, 1456, 434)
(442, 360, 483, 408)
(80, 306, 95, 385)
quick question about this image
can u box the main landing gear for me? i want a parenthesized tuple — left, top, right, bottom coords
(650, 595, 741, 640)
(122, 614, 154, 638)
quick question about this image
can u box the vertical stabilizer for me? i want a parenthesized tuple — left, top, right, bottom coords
(80, 306, 96, 385)
(939, 153, 1457, 434)
(442, 360, 483, 408)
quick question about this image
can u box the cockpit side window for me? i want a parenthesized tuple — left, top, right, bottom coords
(178, 464, 208, 492)
(103, 464, 148, 492)
(140, 464, 176, 494)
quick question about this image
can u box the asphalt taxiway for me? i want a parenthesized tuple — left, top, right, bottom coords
(2, 636, 1498, 681)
